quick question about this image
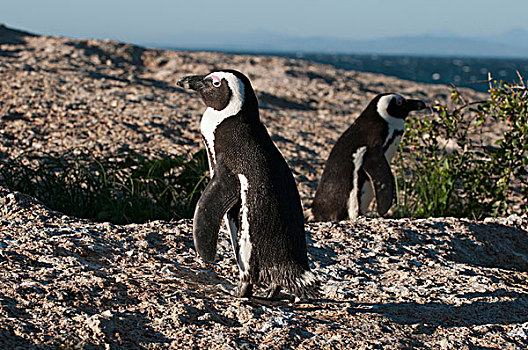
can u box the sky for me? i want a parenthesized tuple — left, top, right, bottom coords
(1, 0, 528, 46)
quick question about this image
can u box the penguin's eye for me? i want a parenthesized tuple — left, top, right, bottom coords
(395, 98, 404, 106)
(212, 80, 221, 88)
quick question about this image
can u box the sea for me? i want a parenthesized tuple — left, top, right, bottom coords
(234, 52, 528, 93)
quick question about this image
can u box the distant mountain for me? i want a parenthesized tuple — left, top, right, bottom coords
(488, 27, 528, 48)
(152, 29, 528, 58)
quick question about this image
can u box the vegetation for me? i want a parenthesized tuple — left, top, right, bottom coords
(2, 77, 526, 223)
(394, 74, 528, 219)
(0, 148, 209, 224)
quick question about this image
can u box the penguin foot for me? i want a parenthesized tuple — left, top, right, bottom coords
(257, 284, 282, 300)
(236, 282, 253, 298)
(217, 282, 254, 298)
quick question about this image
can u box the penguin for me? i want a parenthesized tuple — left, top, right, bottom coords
(312, 93, 426, 222)
(177, 69, 318, 300)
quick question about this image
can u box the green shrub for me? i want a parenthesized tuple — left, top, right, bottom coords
(394, 75, 528, 219)
(0, 148, 209, 224)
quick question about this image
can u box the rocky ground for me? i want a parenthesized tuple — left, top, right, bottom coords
(1, 25, 527, 349)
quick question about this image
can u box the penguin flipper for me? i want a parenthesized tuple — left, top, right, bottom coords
(362, 148, 395, 216)
(192, 163, 240, 262)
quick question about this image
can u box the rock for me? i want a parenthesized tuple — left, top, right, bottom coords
(0, 25, 527, 349)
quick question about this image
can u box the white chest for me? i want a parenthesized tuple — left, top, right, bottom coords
(200, 107, 229, 175)
(383, 115, 405, 160)
(384, 133, 402, 161)
(355, 125, 403, 217)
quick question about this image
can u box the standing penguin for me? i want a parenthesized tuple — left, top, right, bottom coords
(312, 93, 426, 222)
(177, 69, 318, 299)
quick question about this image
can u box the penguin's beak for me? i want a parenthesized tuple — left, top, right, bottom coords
(407, 99, 427, 111)
(177, 75, 207, 91)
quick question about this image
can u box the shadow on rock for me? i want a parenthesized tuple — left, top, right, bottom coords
(285, 69, 336, 85)
(388, 220, 528, 273)
(96, 311, 172, 348)
(65, 40, 145, 68)
(351, 289, 528, 328)
(0, 48, 22, 58)
(179, 302, 241, 328)
(0, 24, 36, 45)
(0, 327, 37, 349)
(85, 70, 182, 94)
(449, 222, 528, 272)
(258, 92, 317, 111)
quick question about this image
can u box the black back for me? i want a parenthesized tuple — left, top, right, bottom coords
(209, 70, 309, 275)
(312, 94, 390, 221)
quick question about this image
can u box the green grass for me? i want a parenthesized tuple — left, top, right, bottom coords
(0, 148, 209, 224)
(394, 75, 528, 219)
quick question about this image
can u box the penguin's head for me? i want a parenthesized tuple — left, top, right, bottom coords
(177, 69, 257, 115)
(375, 93, 426, 121)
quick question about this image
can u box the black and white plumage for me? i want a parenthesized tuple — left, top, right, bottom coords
(312, 93, 426, 222)
(177, 69, 318, 299)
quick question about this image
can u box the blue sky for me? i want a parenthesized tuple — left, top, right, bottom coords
(2, 0, 527, 45)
